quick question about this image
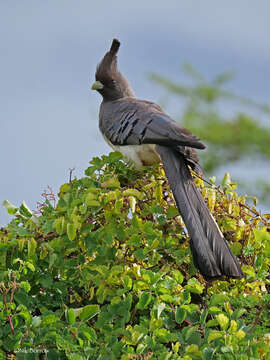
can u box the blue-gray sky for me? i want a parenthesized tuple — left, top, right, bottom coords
(1, 1, 270, 225)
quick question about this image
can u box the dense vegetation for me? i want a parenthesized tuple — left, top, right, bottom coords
(1, 152, 270, 359)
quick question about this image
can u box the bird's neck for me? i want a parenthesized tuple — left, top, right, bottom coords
(101, 86, 136, 102)
(122, 85, 136, 98)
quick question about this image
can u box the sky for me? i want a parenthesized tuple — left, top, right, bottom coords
(1, 1, 270, 225)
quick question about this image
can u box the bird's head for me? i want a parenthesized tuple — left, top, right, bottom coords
(91, 39, 135, 101)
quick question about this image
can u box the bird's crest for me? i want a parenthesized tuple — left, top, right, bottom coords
(95, 39, 121, 83)
(110, 39, 120, 55)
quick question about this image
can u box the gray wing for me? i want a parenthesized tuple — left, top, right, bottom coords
(101, 99, 206, 150)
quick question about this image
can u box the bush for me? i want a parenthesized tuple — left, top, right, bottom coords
(1, 152, 270, 359)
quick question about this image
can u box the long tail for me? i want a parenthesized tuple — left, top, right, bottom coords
(156, 145, 243, 281)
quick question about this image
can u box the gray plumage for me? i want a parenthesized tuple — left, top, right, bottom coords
(92, 39, 243, 281)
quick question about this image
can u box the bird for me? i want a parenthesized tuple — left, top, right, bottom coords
(91, 38, 243, 281)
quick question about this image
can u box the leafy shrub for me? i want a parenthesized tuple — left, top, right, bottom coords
(1, 152, 270, 359)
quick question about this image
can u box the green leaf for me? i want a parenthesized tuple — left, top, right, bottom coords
(185, 278, 204, 294)
(86, 199, 100, 207)
(54, 216, 65, 235)
(79, 305, 100, 321)
(18, 310, 32, 325)
(41, 314, 59, 325)
(182, 303, 199, 313)
(228, 320, 238, 333)
(28, 238, 37, 258)
(232, 308, 246, 319)
(32, 316, 41, 328)
(85, 192, 99, 206)
(19, 281, 31, 293)
(81, 327, 97, 342)
(235, 330, 246, 339)
(166, 206, 179, 218)
(230, 242, 242, 256)
(3, 200, 18, 215)
(221, 346, 233, 353)
(175, 307, 186, 324)
(207, 188, 216, 212)
(122, 276, 132, 290)
(149, 238, 159, 250)
(200, 309, 208, 325)
(136, 292, 152, 310)
(206, 319, 219, 328)
(172, 270, 184, 284)
(68, 354, 84, 360)
(19, 201, 32, 218)
(59, 183, 71, 194)
(14, 290, 31, 307)
(67, 223, 76, 241)
(183, 326, 197, 341)
(185, 344, 200, 355)
(39, 274, 53, 288)
(129, 196, 136, 213)
(210, 294, 229, 306)
(222, 172, 232, 187)
(49, 253, 57, 269)
(203, 347, 215, 360)
(108, 151, 123, 162)
(155, 302, 166, 319)
(183, 290, 191, 304)
(123, 188, 144, 200)
(134, 249, 146, 261)
(242, 265, 256, 278)
(66, 309, 76, 324)
(101, 177, 120, 188)
(208, 306, 222, 314)
(216, 313, 229, 330)
(27, 262, 35, 272)
(187, 331, 202, 346)
(254, 228, 270, 243)
(153, 328, 175, 343)
(208, 330, 223, 342)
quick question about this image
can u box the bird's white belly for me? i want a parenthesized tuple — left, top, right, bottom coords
(115, 144, 160, 168)
(103, 136, 160, 168)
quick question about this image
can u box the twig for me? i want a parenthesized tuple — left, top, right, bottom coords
(2, 286, 15, 335)
(35, 185, 57, 214)
(69, 168, 75, 183)
(8, 315, 14, 335)
(247, 306, 263, 333)
(37, 231, 57, 243)
(9, 275, 17, 304)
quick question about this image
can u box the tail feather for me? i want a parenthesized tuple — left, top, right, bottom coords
(156, 145, 243, 281)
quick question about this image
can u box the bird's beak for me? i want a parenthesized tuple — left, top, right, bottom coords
(91, 81, 104, 90)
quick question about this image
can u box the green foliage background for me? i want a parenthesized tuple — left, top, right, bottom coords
(1, 152, 270, 359)
(150, 65, 270, 203)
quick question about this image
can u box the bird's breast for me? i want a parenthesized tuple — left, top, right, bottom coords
(102, 135, 160, 169)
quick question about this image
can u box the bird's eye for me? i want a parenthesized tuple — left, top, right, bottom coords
(108, 79, 116, 88)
